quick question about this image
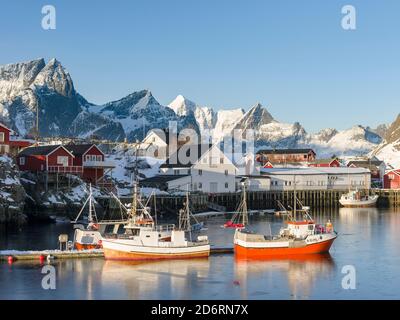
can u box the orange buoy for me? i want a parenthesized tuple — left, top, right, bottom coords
(7, 256, 14, 264)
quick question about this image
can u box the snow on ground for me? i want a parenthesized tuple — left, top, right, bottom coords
(106, 147, 164, 195)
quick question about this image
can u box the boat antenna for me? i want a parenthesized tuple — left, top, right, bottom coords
(241, 179, 249, 226)
(153, 191, 158, 227)
(293, 175, 297, 221)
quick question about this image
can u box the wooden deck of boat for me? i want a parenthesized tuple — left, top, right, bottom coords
(1, 246, 234, 261)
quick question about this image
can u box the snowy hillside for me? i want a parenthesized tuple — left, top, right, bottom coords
(305, 125, 382, 158)
(372, 114, 400, 168)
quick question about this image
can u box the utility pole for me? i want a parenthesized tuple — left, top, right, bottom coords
(35, 104, 39, 144)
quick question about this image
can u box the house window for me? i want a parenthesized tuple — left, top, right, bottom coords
(0, 132, 4, 142)
(220, 158, 224, 164)
(225, 183, 228, 188)
(198, 183, 202, 189)
(389, 174, 395, 180)
(174, 169, 179, 175)
(96, 155, 102, 161)
(304, 155, 307, 159)
(198, 169, 202, 176)
(19, 157, 25, 165)
(225, 170, 228, 176)
(57, 156, 69, 166)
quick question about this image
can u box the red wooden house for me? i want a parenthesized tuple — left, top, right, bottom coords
(17, 145, 81, 174)
(1, 122, 34, 155)
(17, 144, 114, 187)
(0, 123, 11, 154)
(308, 158, 341, 168)
(64, 144, 114, 185)
(384, 170, 400, 189)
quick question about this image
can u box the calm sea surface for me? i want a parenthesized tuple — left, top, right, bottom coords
(1, 207, 400, 300)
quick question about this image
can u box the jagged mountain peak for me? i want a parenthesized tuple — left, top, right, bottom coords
(235, 102, 275, 130)
(100, 89, 164, 117)
(168, 94, 196, 116)
(32, 58, 75, 97)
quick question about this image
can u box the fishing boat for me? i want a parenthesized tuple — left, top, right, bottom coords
(223, 183, 248, 229)
(234, 177, 337, 259)
(339, 189, 378, 207)
(102, 189, 210, 261)
(73, 184, 103, 250)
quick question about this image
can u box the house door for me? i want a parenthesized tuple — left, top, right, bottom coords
(210, 182, 218, 193)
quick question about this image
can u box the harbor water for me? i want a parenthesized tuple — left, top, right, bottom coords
(1, 207, 400, 299)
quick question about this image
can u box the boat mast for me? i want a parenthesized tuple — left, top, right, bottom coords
(179, 189, 192, 237)
(242, 180, 249, 226)
(130, 145, 139, 218)
(88, 183, 93, 223)
(293, 175, 297, 221)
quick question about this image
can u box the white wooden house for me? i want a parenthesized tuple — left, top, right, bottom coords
(139, 128, 178, 160)
(149, 144, 237, 193)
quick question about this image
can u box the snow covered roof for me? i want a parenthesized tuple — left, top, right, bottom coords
(261, 167, 370, 175)
(257, 148, 316, 155)
(309, 158, 339, 164)
(0, 123, 11, 132)
(160, 144, 212, 168)
(18, 145, 74, 157)
(64, 144, 103, 157)
(347, 160, 384, 167)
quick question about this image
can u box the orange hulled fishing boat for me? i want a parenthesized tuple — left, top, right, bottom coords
(233, 177, 337, 259)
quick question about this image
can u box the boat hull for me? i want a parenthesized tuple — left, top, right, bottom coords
(102, 240, 210, 261)
(75, 242, 102, 250)
(234, 236, 336, 259)
(339, 198, 378, 208)
(339, 194, 378, 208)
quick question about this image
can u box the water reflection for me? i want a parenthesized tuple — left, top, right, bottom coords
(100, 258, 211, 299)
(234, 254, 335, 300)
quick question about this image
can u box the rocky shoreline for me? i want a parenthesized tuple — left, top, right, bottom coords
(0, 155, 107, 225)
(0, 156, 26, 225)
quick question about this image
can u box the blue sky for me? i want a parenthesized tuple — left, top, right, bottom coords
(1, 0, 399, 132)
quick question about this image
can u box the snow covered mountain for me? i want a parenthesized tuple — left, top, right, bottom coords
(0, 58, 385, 156)
(0, 58, 124, 140)
(305, 125, 382, 158)
(372, 114, 400, 168)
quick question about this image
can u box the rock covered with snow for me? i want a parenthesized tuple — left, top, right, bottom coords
(0, 155, 26, 224)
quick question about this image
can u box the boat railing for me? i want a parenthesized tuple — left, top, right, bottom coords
(156, 224, 175, 232)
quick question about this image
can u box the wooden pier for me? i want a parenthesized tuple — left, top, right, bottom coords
(95, 189, 400, 220)
(1, 247, 233, 262)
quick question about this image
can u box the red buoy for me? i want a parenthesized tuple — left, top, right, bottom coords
(7, 256, 14, 264)
(39, 255, 45, 263)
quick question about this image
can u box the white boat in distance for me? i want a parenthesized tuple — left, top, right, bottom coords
(339, 189, 378, 208)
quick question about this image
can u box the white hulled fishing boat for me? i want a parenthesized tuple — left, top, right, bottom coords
(339, 189, 378, 207)
(102, 189, 210, 261)
(73, 184, 103, 250)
